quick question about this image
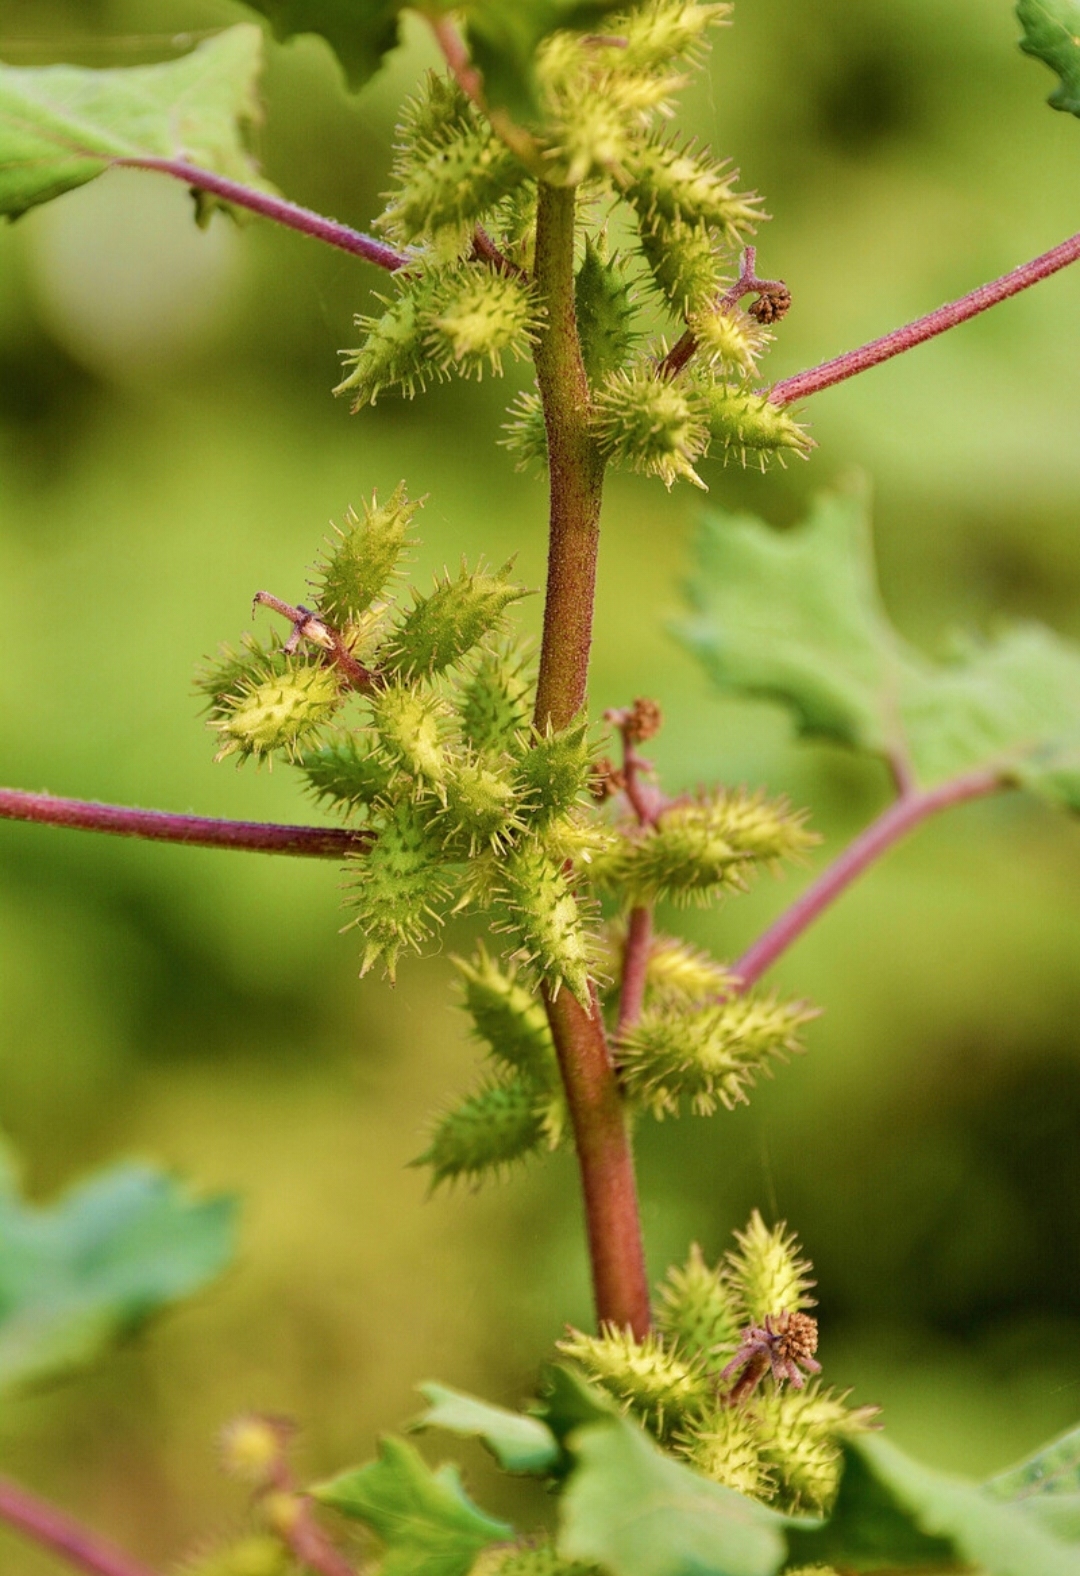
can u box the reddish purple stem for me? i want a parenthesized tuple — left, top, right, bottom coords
(118, 158, 410, 271)
(0, 1474, 160, 1576)
(734, 769, 1001, 991)
(769, 229, 1080, 406)
(0, 789, 369, 859)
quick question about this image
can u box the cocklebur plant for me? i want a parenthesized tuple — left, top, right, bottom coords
(3, 4, 1080, 1576)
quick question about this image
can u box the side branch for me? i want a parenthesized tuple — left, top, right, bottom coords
(769, 230, 1080, 406)
(0, 789, 370, 859)
(0, 1474, 159, 1576)
(734, 769, 1002, 991)
(118, 158, 410, 271)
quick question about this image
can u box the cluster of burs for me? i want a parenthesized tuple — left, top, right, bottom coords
(336, 0, 810, 486)
(200, 487, 815, 1183)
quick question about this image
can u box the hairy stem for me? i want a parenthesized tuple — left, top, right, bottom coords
(532, 183, 607, 733)
(118, 158, 410, 271)
(531, 183, 649, 1335)
(0, 789, 370, 858)
(544, 986, 651, 1338)
(0, 1474, 159, 1576)
(769, 229, 1080, 406)
(734, 769, 1002, 991)
(616, 907, 653, 1039)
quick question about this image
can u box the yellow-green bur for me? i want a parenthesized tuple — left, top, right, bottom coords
(454, 948, 558, 1085)
(414, 1073, 548, 1185)
(346, 799, 452, 977)
(474, 1539, 599, 1576)
(369, 684, 451, 787)
(383, 563, 528, 679)
(575, 238, 638, 385)
(656, 1244, 742, 1363)
(557, 1326, 712, 1441)
(679, 1403, 774, 1502)
(725, 1210, 816, 1322)
(312, 482, 420, 627)
(623, 136, 760, 240)
(593, 369, 708, 490)
(703, 383, 813, 464)
(213, 661, 343, 763)
(456, 649, 532, 753)
(513, 721, 593, 824)
(497, 841, 593, 1004)
(430, 269, 538, 375)
(637, 211, 724, 315)
(300, 733, 394, 812)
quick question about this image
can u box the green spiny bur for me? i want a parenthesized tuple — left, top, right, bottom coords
(514, 721, 593, 824)
(441, 753, 523, 853)
(456, 646, 532, 753)
(688, 304, 769, 376)
(414, 1071, 548, 1186)
(618, 0, 732, 72)
(384, 560, 529, 679)
(376, 72, 526, 248)
(575, 238, 638, 385)
(557, 1325, 711, 1440)
(301, 732, 394, 812)
(677, 1402, 774, 1502)
(725, 1210, 816, 1322)
(210, 659, 343, 765)
(596, 793, 812, 907)
(428, 266, 540, 377)
(474, 1539, 599, 1576)
(502, 387, 548, 472)
(369, 682, 452, 787)
(656, 1243, 742, 1363)
(197, 633, 277, 714)
(638, 212, 725, 315)
(346, 799, 453, 978)
(593, 368, 709, 490)
(453, 946, 558, 1085)
(312, 483, 420, 628)
(624, 136, 760, 242)
(703, 382, 814, 467)
(497, 840, 594, 1003)
(618, 995, 816, 1116)
(535, 40, 642, 185)
(752, 1385, 847, 1516)
(335, 273, 437, 408)
(643, 933, 737, 1004)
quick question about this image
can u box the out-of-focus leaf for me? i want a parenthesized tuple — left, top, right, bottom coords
(1018, 0, 1080, 116)
(414, 1381, 561, 1474)
(787, 1435, 1080, 1574)
(242, 0, 410, 91)
(674, 486, 1080, 809)
(0, 25, 267, 220)
(558, 1407, 787, 1576)
(537, 1361, 623, 1447)
(988, 1422, 1080, 1541)
(0, 1145, 237, 1392)
(313, 1435, 513, 1576)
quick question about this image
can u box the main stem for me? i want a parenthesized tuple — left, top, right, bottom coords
(0, 1475, 160, 1576)
(532, 183, 650, 1338)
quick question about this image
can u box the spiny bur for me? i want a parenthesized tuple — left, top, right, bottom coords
(454, 947, 557, 1084)
(575, 238, 638, 385)
(311, 483, 420, 628)
(457, 646, 533, 753)
(594, 367, 709, 490)
(368, 683, 452, 788)
(656, 1243, 742, 1362)
(345, 799, 453, 979)
(208, 658, 343, 766)
(473, 1539, 597, 1576)
(514, 721, 594, 824)
(557, 1325, 711, 1440)
(623, 135, 760, 242)
(618, 995, 817, 1117)
(726, 1210, 817, 1323)
(679, 1404, 776, 1501)
(642, 933, 738, 1004)
(496, 840, 594, 1004)
(301, 732, 393, 814)
(703, 382, 814, 469)
(383, 560, 528, 679)
(414, 1072, 549, 1187)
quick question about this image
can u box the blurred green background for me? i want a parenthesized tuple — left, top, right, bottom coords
(2, 0, 1080, 1568)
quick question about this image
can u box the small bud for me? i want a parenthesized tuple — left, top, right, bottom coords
(260, 1490, 301, 1538)
(749, 285, 791, 325)
(219, 1414, 288, 1487)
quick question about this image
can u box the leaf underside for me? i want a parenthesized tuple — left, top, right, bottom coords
(673, 485, 1080, 810)
(0, 24, 268, 220)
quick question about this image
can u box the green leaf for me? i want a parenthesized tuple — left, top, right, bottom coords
(988, 1422, 1080, 1541)
(1018, 0, 1080, 116)
(243, 1, 410, 93)
(787, 1435, 1080, 1574)
(558, 1408, 787, 1576)
(0, 25, 267, 221)
(0, 1146, 237, 1392)
(414, 1382, 561, 1474)
(313, 1435, 513, 1576)
(674, 486, 1080, 810)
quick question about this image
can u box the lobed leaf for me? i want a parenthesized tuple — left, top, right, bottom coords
(0, 26, 267, 220)
(0, 1146, 235, 1393)
(414, 1382, 561, 1475)
(1017, 0, 1080, 116)
(786, 1434, 1080, 1574)
(243, 0, 410, 92)
(313, 1434, 513, 1576)
(674, 486, 1080, 808)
